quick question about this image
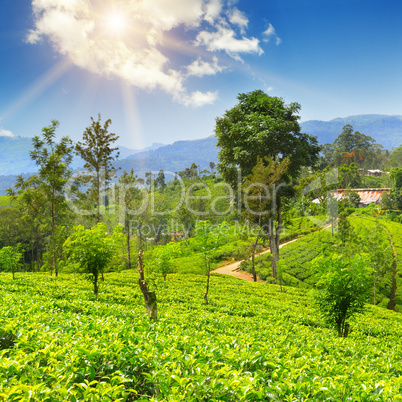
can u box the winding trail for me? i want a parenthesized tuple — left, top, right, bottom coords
(211, 238, 299, 282)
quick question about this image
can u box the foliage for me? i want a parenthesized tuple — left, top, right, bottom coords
(0, 245, 23, 280)
(0, 196, 14, 208)
(117, 168, 142, 268)
(338, 163, 362, 188)
(242, 156, 290, 280)
(215, 90, 320, 187)
(24, 121, 73, 276)
(75, 114, 119, 223)
(64, 223, 122, 295)
(388, 167, 402, 210)
(314, 254, 372, 337)
(148, 242, 180, 282)
(195, 220, 222, 304)
(321, 124, 387, 170)
(387, 144, 402, 169)
(7, 175, 49, 272)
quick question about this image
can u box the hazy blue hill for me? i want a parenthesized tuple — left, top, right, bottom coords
(116, 136, 218, 175)
(301, 114, 402, 150)
(0, 135, 157, 176)
(1, 114, 401, 195)
(118, 143, 164, 159)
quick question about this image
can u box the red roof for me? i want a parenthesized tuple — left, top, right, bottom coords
(332, 188, 390, 205)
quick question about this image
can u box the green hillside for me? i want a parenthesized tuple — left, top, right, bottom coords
(1, 271, 402, 400)
(241, 215, 402, 309)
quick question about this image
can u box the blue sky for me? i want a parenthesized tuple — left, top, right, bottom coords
(1, 0, 402, 149)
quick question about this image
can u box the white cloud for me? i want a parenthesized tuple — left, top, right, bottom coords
(263, 23, 281, 45)
(0, 129, 15, 138)
(186, 56, 225, 77)
(204, 0, 223, 23)
(228, 9, 248, 33)
(27, 0, 265, 106)
(196, 26, 263, 60)
(181, 90, 219, 107)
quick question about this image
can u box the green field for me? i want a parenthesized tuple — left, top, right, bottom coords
(1, 272, 402, 400)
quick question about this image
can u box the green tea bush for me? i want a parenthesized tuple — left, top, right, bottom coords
(1, 272, 402, 400)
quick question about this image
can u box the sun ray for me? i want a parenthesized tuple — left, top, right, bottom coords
(1, 59, 72, 122)
(120, 80, 145, 151)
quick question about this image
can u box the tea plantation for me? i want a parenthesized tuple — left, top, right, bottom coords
(1, 271, 402, 401)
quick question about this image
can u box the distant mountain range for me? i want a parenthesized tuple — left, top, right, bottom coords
(116, 136, 218, 177)
(0, 138, 164, 176)
(301, 114, 402, 150)
(0, 114, 401, 195)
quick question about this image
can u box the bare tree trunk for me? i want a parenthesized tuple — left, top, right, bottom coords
(138, 250, 157, 320)
(250, 216, 261, 282)
(51, 185, 58, 277)
(36, 237, 40, 272)
(373, 279, 377, 305)
(269, 197, 283, 280)
(127, 229, 132, 269)
(96, 170, 101, 223)
(204, 256, 211, 305)
(93, 273, 99, 296)
(383, 226, 397, 310)
(138, 223, 143, 250)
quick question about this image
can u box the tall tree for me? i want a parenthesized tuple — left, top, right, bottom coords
(243, 157, 290, 280)
(118, 169, 141, 269)
(387, 145, 402, 169)
(29, 121, 74, 276)
(76, 114, 119, 223)
(155, 169, 166, 190)
(388, 167, 402, 210)
(322, 124, 386, 169)
(215, 90, 319, 278)
(209, 161, 216, 175)
(7, 175, 48, 272)
(215, 90, 319, 186)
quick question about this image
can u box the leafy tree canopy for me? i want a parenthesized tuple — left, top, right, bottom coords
(215, 90, 320, 187)
(321, 124, 387, 169)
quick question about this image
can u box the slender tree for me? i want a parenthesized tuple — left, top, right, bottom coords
(76, 114, 119, 223)
(7, 176, 48, 272)
(29, 121, 73, 276)
(118, 169, 142, 269)
(243, 157, 290, 280)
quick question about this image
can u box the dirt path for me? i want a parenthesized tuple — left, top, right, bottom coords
(211, 238, 299, 282)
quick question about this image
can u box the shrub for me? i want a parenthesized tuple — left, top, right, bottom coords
(314, 254, 372, 337)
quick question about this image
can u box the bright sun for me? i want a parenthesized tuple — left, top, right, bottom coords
(105, 12, 128, 35)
